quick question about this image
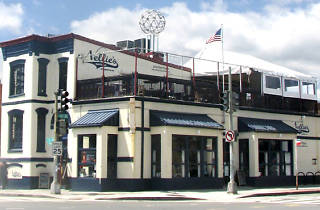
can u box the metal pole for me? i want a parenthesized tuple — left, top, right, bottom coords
(166, 53, 169, 97)
(296, 140, 299, 190)
(134, 51, 138, 96)
(102, 54, 105, 98)
(227, 66, 237, 194)
(50, 91, 61, 194)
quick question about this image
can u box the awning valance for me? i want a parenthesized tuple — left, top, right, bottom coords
(238, 117, 297, 133)
(150, 110, 223, 129)
(70, 109, 119, 128)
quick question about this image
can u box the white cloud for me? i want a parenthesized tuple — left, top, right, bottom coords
(0, 2, 23, 33)
(71, 7, 145, 44)
(70, 1, 320, 77)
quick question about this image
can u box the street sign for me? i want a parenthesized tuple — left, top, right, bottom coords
(58, 113, 69, 119)
(52, 142, 62, 156)
(225, 130, 235, 142)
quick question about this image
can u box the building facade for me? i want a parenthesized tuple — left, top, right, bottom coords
(0, 34, 319, 190)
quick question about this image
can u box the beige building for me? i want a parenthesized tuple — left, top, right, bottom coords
(0, 34, 319, 190)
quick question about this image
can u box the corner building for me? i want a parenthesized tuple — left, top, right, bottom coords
(1, 34, 320, 190)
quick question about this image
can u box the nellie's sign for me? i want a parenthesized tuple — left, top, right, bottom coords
(85, 50, 119, 70)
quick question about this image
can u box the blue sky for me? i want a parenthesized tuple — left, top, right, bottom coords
(1, 0, 320, 78)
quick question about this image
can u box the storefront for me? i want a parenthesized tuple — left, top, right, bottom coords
(237, 117, 297, 186)
(1, 33, 320, 191)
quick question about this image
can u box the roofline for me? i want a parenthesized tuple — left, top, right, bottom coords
(0, 33, 191, 72)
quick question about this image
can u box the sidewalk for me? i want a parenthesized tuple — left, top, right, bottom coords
(0, 185, 319, 202)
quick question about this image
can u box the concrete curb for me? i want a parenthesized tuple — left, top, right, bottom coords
(239, 189, 320, 198)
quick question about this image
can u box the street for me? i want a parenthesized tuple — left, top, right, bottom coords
(0, 196, 319, 210)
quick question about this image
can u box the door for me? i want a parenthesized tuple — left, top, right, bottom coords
(107, 134, 117, 179)
(239, 139, 249, 181)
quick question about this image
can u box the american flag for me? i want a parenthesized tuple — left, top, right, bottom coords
(206, 28, 222, 44)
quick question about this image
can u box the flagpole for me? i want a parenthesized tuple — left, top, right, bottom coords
(221, 24, 225, 92)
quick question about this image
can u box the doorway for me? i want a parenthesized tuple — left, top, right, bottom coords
(239, 139, 249, 179)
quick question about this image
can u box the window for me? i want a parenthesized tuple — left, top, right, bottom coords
(58, 57, 68, 91)
(8, 109, 24, 151)
(107, 134, 118, 179)
(151, 135, 161, 178)
(38, 58, 49, 96)
(78, 134, 96, 178)
(258, 139, 293, 176)
(172, 136, 186, 178)
(203, 138, 216, 177)
(265, 76, 280, 90)
(301, 82, 315, 95)
(36, 108, 48, 152)
(172, 135, 217, 178)
(284, 79, 299, 93)
(223, 140, 230, 177)
(264, 75, 282, 96)
(9, 60, 25, 96)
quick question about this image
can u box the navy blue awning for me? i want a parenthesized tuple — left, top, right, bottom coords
(70, 109, 119, 128)
(150, 110, 223, 129)
(238, 117, 297, 133)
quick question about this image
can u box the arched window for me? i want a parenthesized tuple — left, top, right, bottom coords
(9, 60, 25, 97)
(58, 57, 68, 91)
(37, 58, 49, 96)
(8, 109, 24, 151)
(36, 108, 48, 152)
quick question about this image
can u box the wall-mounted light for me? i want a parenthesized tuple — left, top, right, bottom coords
(312, 158, 317, 165)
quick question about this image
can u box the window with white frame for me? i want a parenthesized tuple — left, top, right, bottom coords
(266, 76, 281, 90)
(284, 79, 299, 93)
(283, 78, 300, 98)
(301, 82, 315, 95)
(263, 75, 282, 95)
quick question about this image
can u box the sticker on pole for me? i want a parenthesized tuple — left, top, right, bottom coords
(225, 130, 235, 142)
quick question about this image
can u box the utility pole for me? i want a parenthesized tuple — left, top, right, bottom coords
(50, 91, 61, 194)
(227, 66, 238, 194)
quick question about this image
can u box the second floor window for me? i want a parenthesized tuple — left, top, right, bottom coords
(58, 57, 68, 91)
(38, 58, 49, 96)
(10, 60, 25, 96)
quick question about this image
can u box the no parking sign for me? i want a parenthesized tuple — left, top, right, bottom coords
(225, 130, 235, 142)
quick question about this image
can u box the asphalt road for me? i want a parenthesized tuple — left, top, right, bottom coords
(0, 201, 319, 210)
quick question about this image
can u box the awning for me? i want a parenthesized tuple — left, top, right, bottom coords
(70, 109, 119, 128)
(238, 117, 297, 133)
(150, 110, 223, 129)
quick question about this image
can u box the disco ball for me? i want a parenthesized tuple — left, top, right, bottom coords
(139, 9, 166, 35)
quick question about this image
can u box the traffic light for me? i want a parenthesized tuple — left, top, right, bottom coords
(58, 119, 68, 137)
(60, 90, 70, 112)
(219, 91, 229, 111)
(232, 92, 240, 108)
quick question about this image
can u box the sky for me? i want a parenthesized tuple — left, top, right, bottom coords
(0, 0, 320, 80)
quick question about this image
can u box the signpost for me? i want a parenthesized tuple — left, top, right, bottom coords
(226, 66, 237, 194)
(50, 89, 70, 194)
